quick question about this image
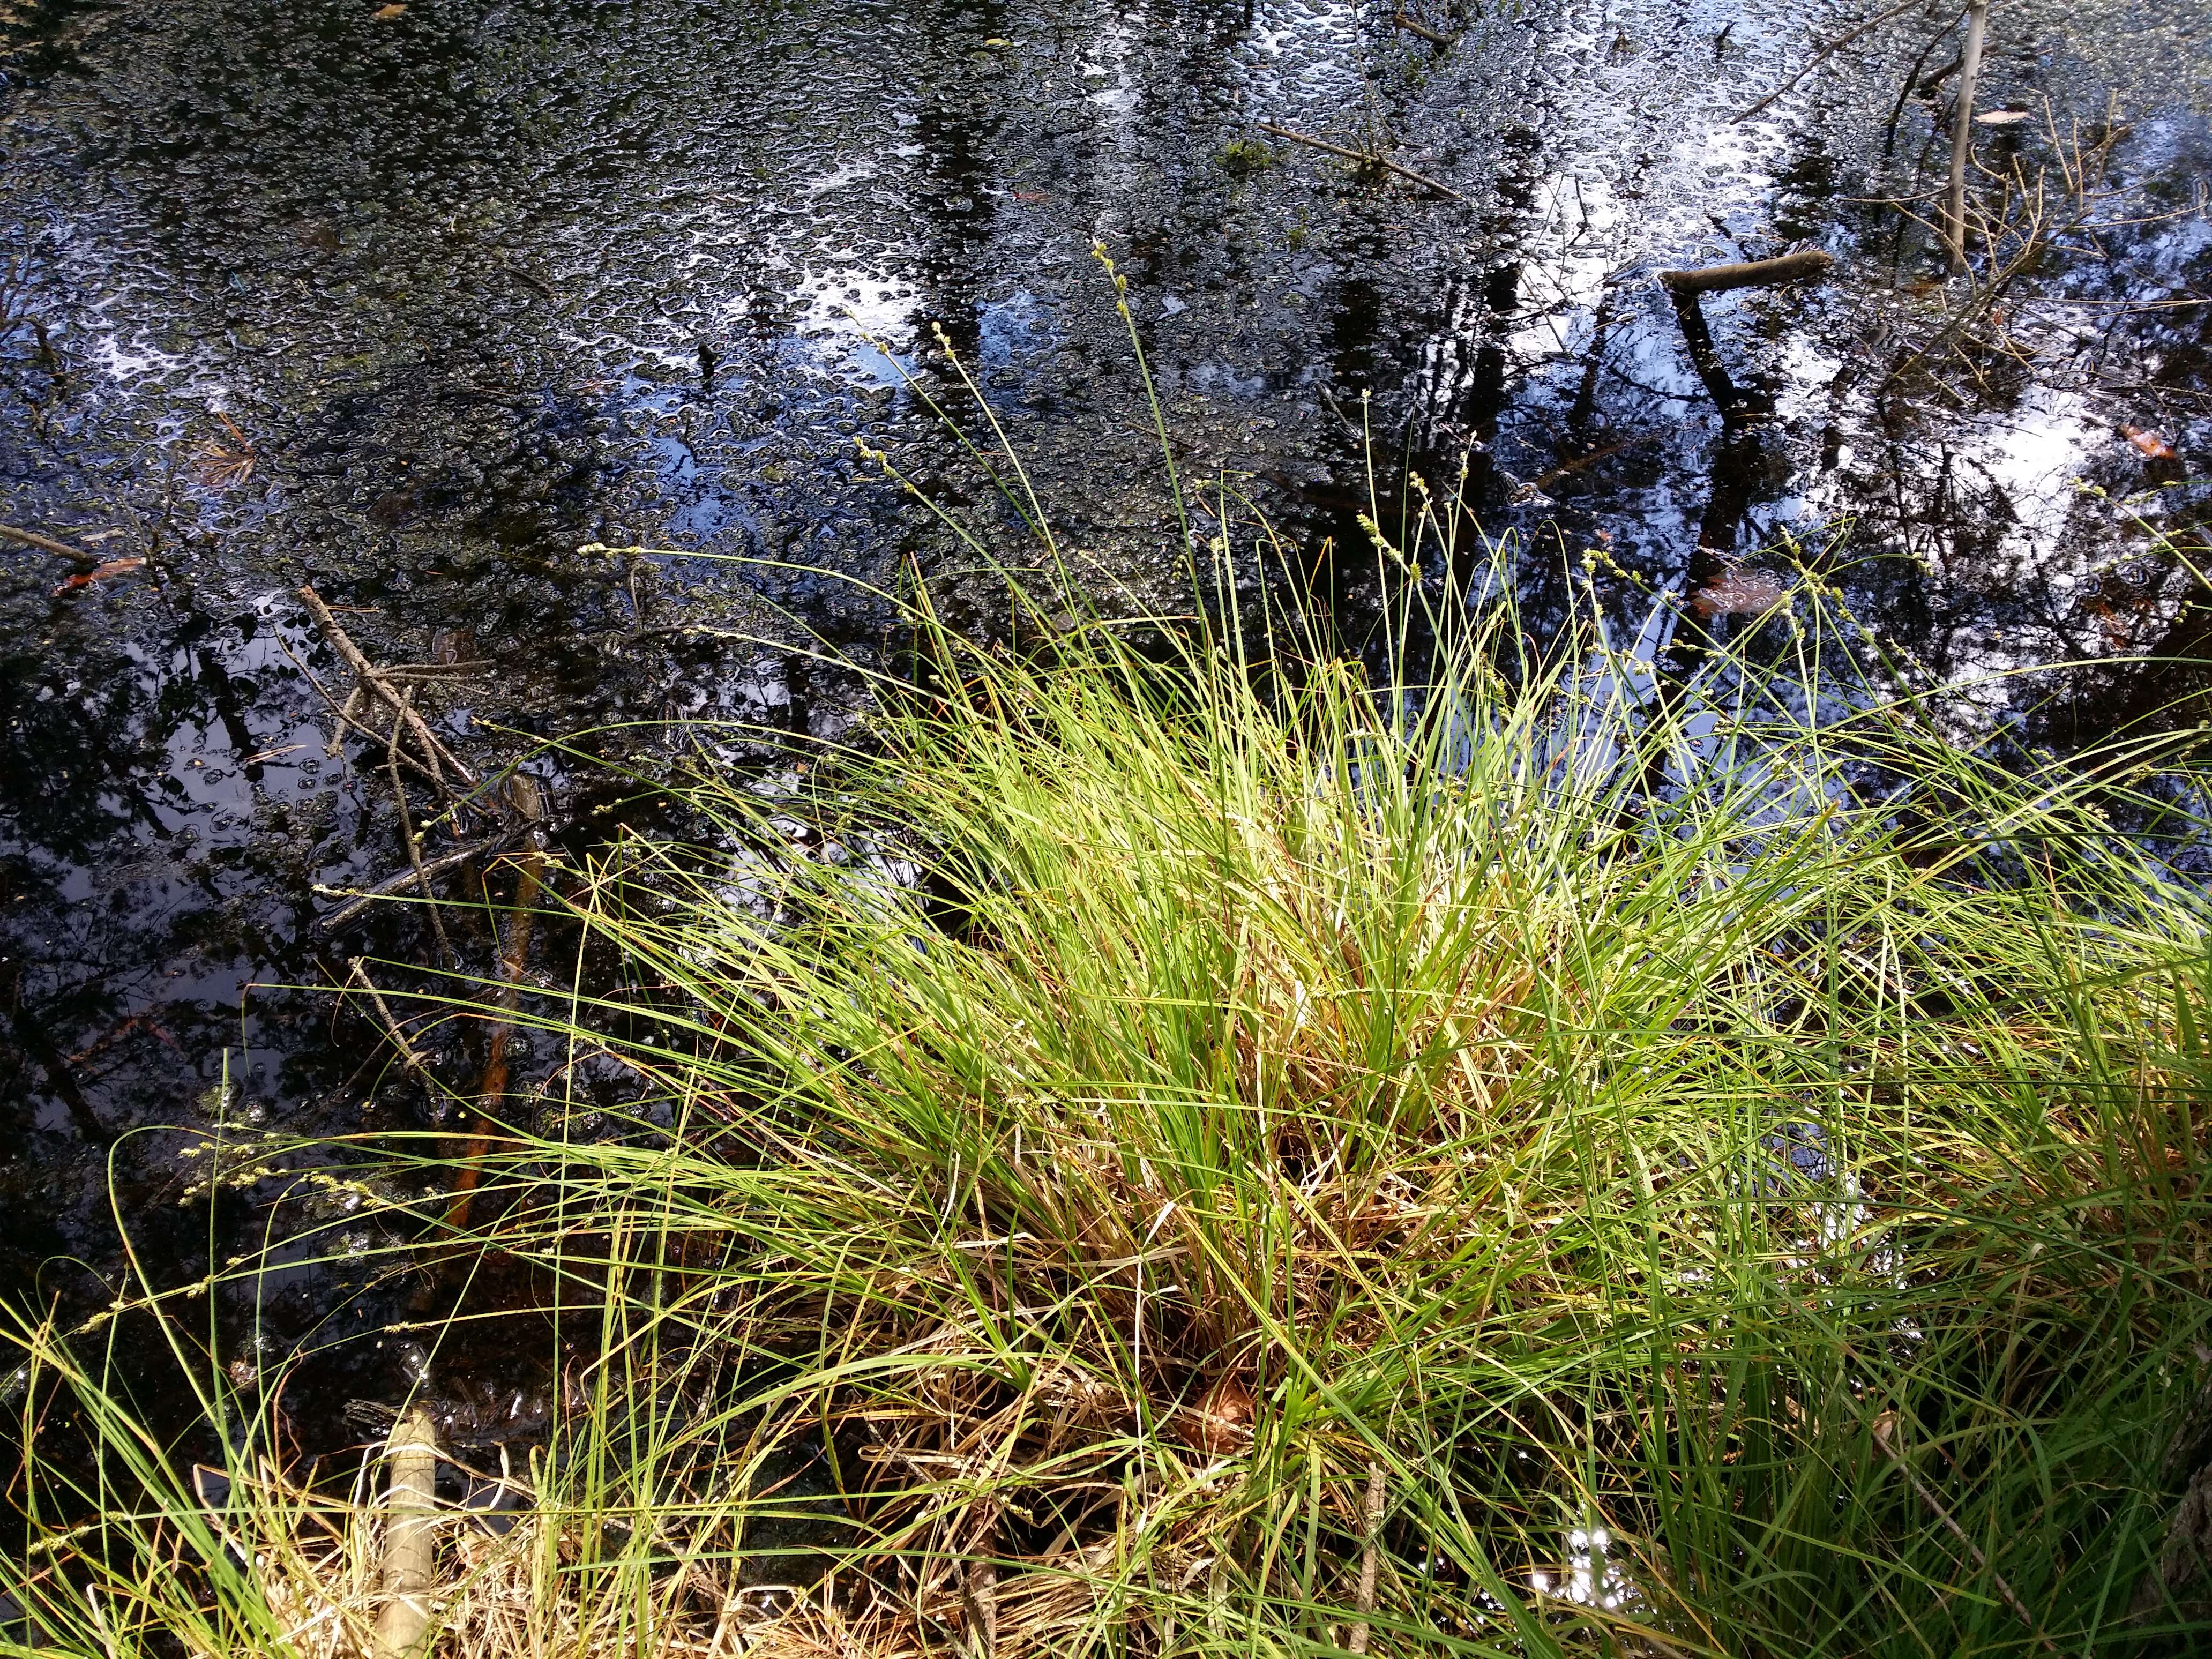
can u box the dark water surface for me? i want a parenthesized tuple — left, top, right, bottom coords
(3, 0, 2210, 1403)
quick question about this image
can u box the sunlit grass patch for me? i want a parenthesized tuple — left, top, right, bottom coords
(14, 513, 2212, 1657)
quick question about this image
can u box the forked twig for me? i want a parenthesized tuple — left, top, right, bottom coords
(297, 585, 479, 791)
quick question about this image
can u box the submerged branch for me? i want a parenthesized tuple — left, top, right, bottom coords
(1732, 0, 1942, 123)
(1257, 122, 1467, 201)
(0, 521, 99, 566)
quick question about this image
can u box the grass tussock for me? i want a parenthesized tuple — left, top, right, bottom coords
(8, 515, 2212, 1657)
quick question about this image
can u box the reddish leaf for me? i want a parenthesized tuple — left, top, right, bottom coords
(2125, 425, 2178, 461)
(52, 556, 145, 596)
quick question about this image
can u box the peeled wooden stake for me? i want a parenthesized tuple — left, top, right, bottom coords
(373, 1403, 440, 1659)
(1656, 250, 1835, 296)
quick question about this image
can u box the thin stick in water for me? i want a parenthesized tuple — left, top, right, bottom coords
(1732, 0, 1939, 123)
(1393, 12, 1456, 48)
(346, 959, 433, 1081)
(0, 522, 98, 566)
(1871, 1411, 2059, 1653)
(1256, 122, 1467, 201)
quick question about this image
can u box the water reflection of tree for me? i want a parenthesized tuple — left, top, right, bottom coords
(907, 0, 1010, 360)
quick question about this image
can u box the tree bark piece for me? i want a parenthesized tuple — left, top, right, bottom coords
(372, 1403, 440, 1659)
(1656, 250, 1835, 296)
(2132, 1460, 2212, 1623)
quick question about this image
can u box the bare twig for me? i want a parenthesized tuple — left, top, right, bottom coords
(315, 838, 505, 932)
(1733, 0, 1940, 123)
(386, 687, 458, 970)
(345, 959, 434, 1081)
(1347, 1462, 1387, 1655)
(1871, 1411, 2060, 1653)
(1257, 122, 1467, 201)
(1392, 12, 1456, 47)
(0, 522, 99, 566)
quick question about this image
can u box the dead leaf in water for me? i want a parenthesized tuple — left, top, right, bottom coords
(2124, 425, 2178, 461)
(1694, 568, 1791, 618)
(1975, 109, 2030, 126)
(191, 410, 257, 489)
(373, 3, 407, 17)
(53, 557, 145, 595)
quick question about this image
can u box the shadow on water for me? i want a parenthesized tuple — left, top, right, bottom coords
(1, 0, 2209, 1450)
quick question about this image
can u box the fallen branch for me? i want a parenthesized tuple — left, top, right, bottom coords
(1257, 122, 1466, 202)
(298, 585, 479, 790)
(1733, 0, 1940, 123)
(372, 1403, 439, 1659)
(1, 522, 99, 567)
(1656, 250, 1836, 295)
(314, 837, 506, 932)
